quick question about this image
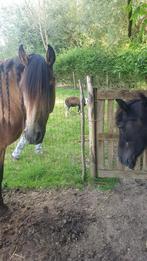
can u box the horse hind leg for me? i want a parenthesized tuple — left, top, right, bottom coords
(0, 149, 8, 214)
(78, 105, 81, 113)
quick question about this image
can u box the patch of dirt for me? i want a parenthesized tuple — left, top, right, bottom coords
(1, 179, 147, 260)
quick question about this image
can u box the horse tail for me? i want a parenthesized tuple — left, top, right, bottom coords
(0, 65, 5, 123)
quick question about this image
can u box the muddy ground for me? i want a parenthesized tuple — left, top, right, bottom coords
(0, 179, 147, 261)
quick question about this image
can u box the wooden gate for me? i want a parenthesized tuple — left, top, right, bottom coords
(87, 76, 147, 179)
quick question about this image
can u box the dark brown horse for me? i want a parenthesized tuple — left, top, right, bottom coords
(0, 45, 56, 212)
(64, 96, 87, 116)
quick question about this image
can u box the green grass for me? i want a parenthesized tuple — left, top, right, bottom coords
(3, 87, 118, 190)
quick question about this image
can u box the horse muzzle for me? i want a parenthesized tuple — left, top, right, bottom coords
(119, 155, 136, 170)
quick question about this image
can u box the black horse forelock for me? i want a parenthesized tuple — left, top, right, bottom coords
(23, 54, 50, 102)
(116, 99, 142, 126)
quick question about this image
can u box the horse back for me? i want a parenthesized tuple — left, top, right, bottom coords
(65, 96, 80, 108)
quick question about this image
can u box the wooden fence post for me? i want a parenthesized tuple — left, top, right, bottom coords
(79, 80, 86, 181)
(72, 72, 77, 89)
(86, 76, 97, 178)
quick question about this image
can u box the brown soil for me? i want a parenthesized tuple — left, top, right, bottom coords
(1, 179, 147, 261)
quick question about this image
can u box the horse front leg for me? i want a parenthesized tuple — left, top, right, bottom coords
(0, 149, 7, 211)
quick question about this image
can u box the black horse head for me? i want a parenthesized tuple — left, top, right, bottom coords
(116, 93, 147, 169)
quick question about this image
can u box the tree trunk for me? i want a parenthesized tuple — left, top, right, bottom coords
(128, 0, 133, 38)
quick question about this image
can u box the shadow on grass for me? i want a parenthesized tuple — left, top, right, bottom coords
(88, 177, 119, 191)
(83, 173, 119, 191)
(94, 177, 119, 191)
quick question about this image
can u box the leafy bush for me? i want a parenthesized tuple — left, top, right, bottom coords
(55, 45, 147, 88)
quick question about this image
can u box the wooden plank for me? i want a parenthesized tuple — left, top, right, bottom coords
(99, 169, 147, 179)
(140, 154, 143, 170)
(107, 100, 114, 168)
(96, 100, 105, 134)
(97, 133, 119, 140)
(96, 99, 105, 169)
(116, 159, 125, 171)
(134, 154, 144, 171)
(104, 140, 108, 169)
(96, 90, 147, 100)
(107, 100, 114, 133)
(87, 76, 97, 178)
(134, 157, 141, 171)
(112, 140, 124, 170)
(143, 150, 147, 170)
(113, 100, 118, 134)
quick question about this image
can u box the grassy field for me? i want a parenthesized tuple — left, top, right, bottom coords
(4, 87, 118, 190)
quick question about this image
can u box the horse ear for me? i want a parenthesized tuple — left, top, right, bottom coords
(46, 45, 56, 66)
(18, 45, 28, 65)
(139, 93, 147, 105)
(116, 99, 129, 112)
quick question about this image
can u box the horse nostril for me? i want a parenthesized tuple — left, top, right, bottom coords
(126, 157, 136, 170)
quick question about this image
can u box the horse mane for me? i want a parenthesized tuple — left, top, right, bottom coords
(0, 58, 25, 124)
(0, 57, 25, 83)
(23, 54, 51, 103)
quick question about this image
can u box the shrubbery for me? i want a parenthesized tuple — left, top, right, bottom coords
(55, 45, 147, 88)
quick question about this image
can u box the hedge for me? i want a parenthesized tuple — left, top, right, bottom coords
(55, 45, 147, 88)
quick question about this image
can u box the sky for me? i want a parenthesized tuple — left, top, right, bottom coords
(0, 0, 23, 46)
(0, 0, 23, 8)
